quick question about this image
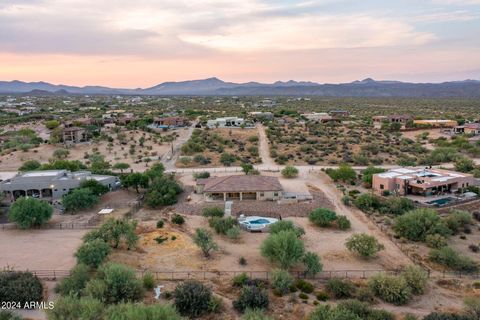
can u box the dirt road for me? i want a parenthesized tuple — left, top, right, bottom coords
(257, 123, 276, 166)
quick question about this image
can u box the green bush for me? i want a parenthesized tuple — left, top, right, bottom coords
(295, 279, 314, 294)
(202, 207, 224, 218)
(444, 210, 472, 235)
(379, 197, 415, 216)
(226, 226, 242, 240)
(309, 208, 337, 227)
(79, 179, 109, 196)
(207, 296, 224, 314)
(0, 310, 22, 320)
(47, 296, 103, 320)
(325, 278, 355, 299)
(316, 291, 329, 301)
(62, 188, 99, 213)
(8, 197, 53, 229)
(142, 272, 155, 290)
(355, 287, 375, 303)
(368, 273, 412, 305)
(303, 252, 323, 277)
(401, 266, 428, 295)
(156, 219, 164, 228)
(104, 303, 182, 320)
(233, 285, 269, 313)
(271, 269, 294, 296)
(261, 230, 305, 269)
(241, 309, 273, 320)
(425, 234, 448, 249)
(174, 280, 212, 317)
(171, 214, 185, 225)
(233, 273, 249, 287)
(326, 164, 357, 182)
(299, 292, 309, 300)
(75, 239, 111, 268)
(423, 313, 471, 320)
(338, 299, 394, 320)
(429, 247, 478, 272)
(336, 215, 351, 230)
(145, 175, 182, 207)
(345, 233, 384, 258)
(0, 271, 43, 305)
(84, 218, 138, 249)
(308, 304, 360, 320)
(84, 263, 144, 304)
(394, 208, 450, 241)
(56, 264, 91, 297)
(193, 228, 218, 257)
(354, 193, 381, 213)
(281, 165, 299, 178)
(269, 220, 305, 237)
(209, 216, 237, 234)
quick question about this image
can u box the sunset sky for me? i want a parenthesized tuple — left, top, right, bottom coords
(1, 0, 479, 87)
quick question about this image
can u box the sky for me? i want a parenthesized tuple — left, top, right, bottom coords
(0, 0, 479, 87)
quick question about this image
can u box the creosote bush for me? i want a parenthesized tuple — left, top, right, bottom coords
(233, 285, 269, 313)
(271, 269, 294, 296)
(345, 233, 384, 258)
(174, 280, 212, 318)
(325, 278, 355, 299)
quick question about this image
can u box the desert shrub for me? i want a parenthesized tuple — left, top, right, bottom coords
(226, 226, 242, 240)
(18, 160, 41, 171)
(309, 208, 337, 227)
(271, 269, 294, 296)
(355, 287, 375, 303)
(295, 279, 314, 294)
(469, 244, 480, 253)
(145, 174, 182, 207)
(354, 193, 381, 213)
(316, 291, 329, 301)
(8, 197, 53, 229)
(207, 295, 224, 313)
(174, 280, 212, 317)
(233, 273, 249, 287)
(345, 233, 384, 258)
(423, 313, 471, 320)
(84, 263, 144, 304)
(299, 292, 308, 300)
(104, 303, 182, 320)
(193, 228, 218, 257)
(394, 208, 450, 241)
(202, 207, 224, 218)
(0, 310, 22, 320)
(171, 214, 185, 225)
(379, 197, 415, 215)
(241, 309, 274, 320)
(401, 266, 428, 295)
(142, 272, 155, 290)
(368, 274, 412, 305)
(261, 230, 305, 269)
(239, 257, 247, 266)
(47, 296, 104, 320)
(84, 218, 138, 249)
(62, 188, 99, 213)
(79, 179, 109, 196)
(327, 164, 357, 182)
(209, 216, 237, 234)
(464, 296, 480, 320)
(338, 299, 395, 320)
(193, 171, 210, 179)
(56, 264, 91, 297)
(156, 219, 164, 228)
(75, 239, 111, 268)
(429, 247, 478, 272)
(269, 220, 305, 237)
(308, 304, 360, 320)
(425, 234, 448, 249)
(336, 215, 351, 230)
(0, 271, 43, 305)
(303, 252, 323, 277)
(444, 211, 472, 235)
(233, 286, 269, 313)
(325, 278, 355, 299)
(281, 165, 299, 178)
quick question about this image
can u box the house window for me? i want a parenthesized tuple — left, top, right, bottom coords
(380, 184, 384, 190)
(274, 192, 278, 196)
(260, 193, 264, 197)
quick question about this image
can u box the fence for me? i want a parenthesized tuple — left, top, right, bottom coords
(0, 221, 97, 231)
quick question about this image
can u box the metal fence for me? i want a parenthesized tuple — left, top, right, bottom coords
(0, 222, 97, 231)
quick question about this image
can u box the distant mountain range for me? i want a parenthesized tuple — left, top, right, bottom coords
(1, 77, 480, 97)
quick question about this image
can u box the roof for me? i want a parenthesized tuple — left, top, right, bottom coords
(201, 175, 283, 193)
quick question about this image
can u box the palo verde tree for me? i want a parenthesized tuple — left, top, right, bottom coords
(261, 230, 305, 269)
(9, 197, 53, 229)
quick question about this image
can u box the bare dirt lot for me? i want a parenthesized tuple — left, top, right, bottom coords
(0, 229, 86, 270)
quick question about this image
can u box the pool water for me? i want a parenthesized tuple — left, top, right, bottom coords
(427, 197, 454, 206)
(249, 219, 271, 224)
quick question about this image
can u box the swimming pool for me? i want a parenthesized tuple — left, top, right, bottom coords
(426, 197, 455, 207)
(238, 216, 278, 232)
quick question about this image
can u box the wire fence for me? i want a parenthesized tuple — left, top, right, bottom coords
(0, 221, 97, 231)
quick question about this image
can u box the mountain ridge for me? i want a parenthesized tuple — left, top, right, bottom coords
(1, 78, 480, 97)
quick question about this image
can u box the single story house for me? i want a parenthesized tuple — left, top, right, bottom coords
(372, 168, 476, 197)
(152, 116, 189, 128)
(372, 115, 412, 129)
(196, 175, 283, 201)
(0, 170, 120, 202)
(206, 117, 251, 128)
(413, 119, 458, 128)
